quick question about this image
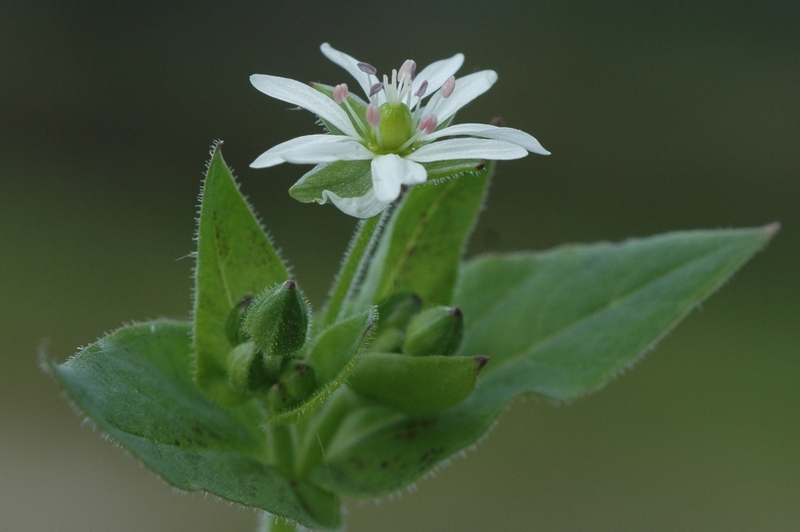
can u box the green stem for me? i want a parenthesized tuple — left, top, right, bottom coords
(322, 212, 384, 327)
(267, 424, 296, 479)
(257, 513, 298, 532)
(295, 389, 359, 477)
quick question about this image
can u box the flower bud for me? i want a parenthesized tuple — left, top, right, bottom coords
(280, 360, 317, 404)
(370, 293, 422, 352)
(244, 280, 310, 358)
(226, 341, 281, 395)
(225, 295, 253, 346)
(266, 382, 292, 411)
(403, 306, 464, 357)
(265, 360, 318, 411)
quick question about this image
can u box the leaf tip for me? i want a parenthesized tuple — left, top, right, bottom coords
(474, 355, 490, 372)
(763, 221, 781, 237)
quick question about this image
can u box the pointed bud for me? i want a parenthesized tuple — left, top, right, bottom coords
(225, 295, 253, 346)
(371, 293, 423, 352)
(244, 280, 310, 358)
(403, 306, 464, 357)
(382, 293, 423, 329)
(266, 381, 293, 411)
(226, 341, 281, 395)
(280, 360, 318, 404)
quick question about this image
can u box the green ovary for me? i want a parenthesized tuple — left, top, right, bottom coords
(378, 103, 414, 152)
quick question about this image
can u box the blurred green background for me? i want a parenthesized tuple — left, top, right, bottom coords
(2, 1, 798, 530)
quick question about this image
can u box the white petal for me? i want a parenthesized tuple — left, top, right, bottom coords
(250, 74, 359, 138)
(426, 70, 498, 123)
(423, 123, 550, 155)
(320, 43, 373, 98)
(321, 189, 389, 218)
(411, 53, 465, 105)
(370, 154, 428, 202)
(407, 138, 528, 163)
(250, 135, 373, 168)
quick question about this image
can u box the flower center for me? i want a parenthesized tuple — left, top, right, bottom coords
(378, 103, 414, 152)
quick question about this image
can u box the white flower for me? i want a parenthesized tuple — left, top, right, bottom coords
(250, 43, 550, 218)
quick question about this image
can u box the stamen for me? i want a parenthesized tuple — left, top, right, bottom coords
(442, 76, 456, 98)
(398, 60, 416, 83)
(333, 83, 349, 104)
(357, 62, 377, 75)
(366, 103, 381, 127)
(369, 82, 384, 98)
(417, 113, 438, 134)
(415, 80, 429, 98)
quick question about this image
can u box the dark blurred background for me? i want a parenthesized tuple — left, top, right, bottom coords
(2, 1, 798, 530)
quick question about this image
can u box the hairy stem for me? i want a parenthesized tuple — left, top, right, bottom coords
(322, 211, 385, 327)
(267, 424, 296, 479)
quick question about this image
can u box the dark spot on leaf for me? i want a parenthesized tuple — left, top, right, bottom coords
(394, 419, 435, 442)
(380, 460, 389, 469)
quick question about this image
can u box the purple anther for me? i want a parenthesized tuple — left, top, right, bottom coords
(414, 80, 429, 98)
(357, 62, 377, 75)
(490, 116, 506, 127)
(333, 83, 349, 104)
(441, 76, 456, 98)
(398, 59, 416, 82)
(366, 103, 381, 127)
(369, 82, 384, 98)
(417, 113, 438, 134)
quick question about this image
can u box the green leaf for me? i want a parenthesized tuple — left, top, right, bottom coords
(289, 160, 373, 204)
(310, 226, 776, 497)
(48, 320, 333, 529)
(193, 145, 289, 405)
(355, 163, 490, 308)
(268, 308, 377, 425)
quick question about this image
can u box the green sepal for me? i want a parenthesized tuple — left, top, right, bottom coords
(267, 308, 376, 425)
(225, 295, 253, 346)
(279, 360, 318, 405)
(421, 159, 484, 183)
(289, 160, 373, 204)
(226, 341, 280, 395)
(403, 306, 464, 357)
(193, 144, 289, 406)
(347, 352, 488, 416)
(244, 280, 310, 358)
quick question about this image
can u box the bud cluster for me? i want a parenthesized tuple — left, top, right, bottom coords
(370, 293, 464, 357)
(347, 292, 486, 416)
(224, 280, 317, 411)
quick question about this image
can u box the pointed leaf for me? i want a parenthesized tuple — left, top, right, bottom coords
(193, 145, 289, 405)
(49, 320, 332, 529)
(310, 226, 775, 497)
